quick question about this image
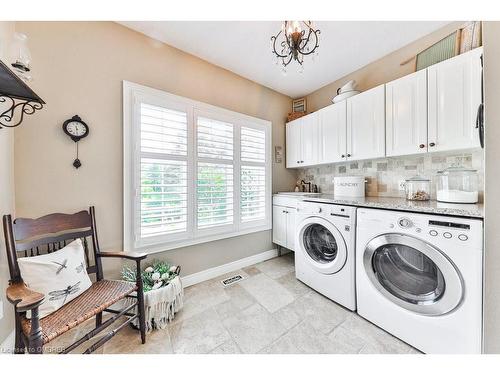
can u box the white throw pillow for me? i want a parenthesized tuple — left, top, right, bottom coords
(18, 239, 93, 319)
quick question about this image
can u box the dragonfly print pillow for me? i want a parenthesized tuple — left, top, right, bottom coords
(18, 239, 92, 318)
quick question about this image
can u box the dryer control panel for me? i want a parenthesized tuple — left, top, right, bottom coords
(298, 200, 356, 218)
(357, 208, 483, 251)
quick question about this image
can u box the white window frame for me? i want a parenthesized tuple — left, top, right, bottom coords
(123, 81, 272, 253)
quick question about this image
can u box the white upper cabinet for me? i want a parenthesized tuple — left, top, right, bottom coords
(284, 48, 483, 169)
(286, 118, 302, 168)
(427, 47, 482, 152)
(386, 69, 428, 157)
(286, 113, 320, 167)
(301, 112, 320, 166)
(319, 101, 347, 164)
(347, 84, 386, 161)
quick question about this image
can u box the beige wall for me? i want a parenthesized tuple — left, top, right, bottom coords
(482, 21, 500, 354)
(13, 22, 295, 279)
(0, 22, 16, 346)
(305, 22, 464, 112)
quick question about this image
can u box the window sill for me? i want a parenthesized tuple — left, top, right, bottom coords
(130, 224, 272, 254)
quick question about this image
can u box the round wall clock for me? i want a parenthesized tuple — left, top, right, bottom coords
(62, 115, 89, 168)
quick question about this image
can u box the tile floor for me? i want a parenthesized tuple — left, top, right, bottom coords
(46, 253, 421, 354)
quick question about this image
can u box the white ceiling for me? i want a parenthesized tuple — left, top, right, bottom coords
(119, 21, 450, 98)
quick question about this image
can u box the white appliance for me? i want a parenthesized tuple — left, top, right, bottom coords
(295, 200, 357, 310)
(356, 208, 483, 353)
(333, 176, 365, 197)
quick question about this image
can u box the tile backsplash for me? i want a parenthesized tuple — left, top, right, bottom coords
(297, 150, 484, 202)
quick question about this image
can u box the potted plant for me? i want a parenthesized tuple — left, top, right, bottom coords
(122, 260, 183, 331)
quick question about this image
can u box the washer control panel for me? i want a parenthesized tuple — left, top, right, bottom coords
(393, 216, 473, 241)
(427, 219, 472, 242)
(357, 207, 483, 250)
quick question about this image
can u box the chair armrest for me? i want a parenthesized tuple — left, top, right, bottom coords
(6, 282, 45, 312)
(97, 251, 148, 261)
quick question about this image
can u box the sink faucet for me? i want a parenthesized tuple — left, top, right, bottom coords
(300, 180, 312, 193)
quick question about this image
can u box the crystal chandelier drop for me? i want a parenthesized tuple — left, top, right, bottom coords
(270, 21, 321, 74)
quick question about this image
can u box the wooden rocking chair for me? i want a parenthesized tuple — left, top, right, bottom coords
(2, 206, 148, 354)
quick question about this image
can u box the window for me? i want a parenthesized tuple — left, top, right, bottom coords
(123, 82, 271, 253)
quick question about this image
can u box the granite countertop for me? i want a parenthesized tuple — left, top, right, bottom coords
(280, 194, 484, 218)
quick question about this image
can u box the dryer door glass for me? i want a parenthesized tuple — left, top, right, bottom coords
(303, 224, 338, 263)
(372, 244, 445, 305)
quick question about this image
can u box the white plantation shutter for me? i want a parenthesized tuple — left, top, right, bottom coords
(125, 83, 271, 251)
(241, 126, 266, 163)
(139, 103, 188, 239)
(197, 117, 233, 160)
(196, 116, 234, 229)
(197, 163, 234, 228)
(240, 127, 267, 223)
(141, 104, 188, 156)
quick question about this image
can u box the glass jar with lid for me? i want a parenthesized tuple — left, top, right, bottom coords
(436, 166, 479, 204)
(405, 176, 431, 201)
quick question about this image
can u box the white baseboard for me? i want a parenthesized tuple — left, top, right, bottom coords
(182, 248, 278, 287)
(0, 330, 14, 354)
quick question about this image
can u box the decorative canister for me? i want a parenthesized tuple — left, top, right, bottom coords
(436, 166, 479, 204)
(333, 176, 365, 197)
(405, 176, 431, 201)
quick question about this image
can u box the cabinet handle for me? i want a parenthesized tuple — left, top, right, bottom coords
(347, 153, 351, 157)
(429, 142, 436, 147)
(419, 144, 425, 149)
(341, 154, 345, 158)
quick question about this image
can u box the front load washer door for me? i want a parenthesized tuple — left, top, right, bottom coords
(297, 217, 348, 274)
(363, 234, 464, 316)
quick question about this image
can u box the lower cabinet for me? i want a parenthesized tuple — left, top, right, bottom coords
(272, 205, 296, 251)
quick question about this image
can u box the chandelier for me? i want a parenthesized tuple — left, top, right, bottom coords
(270, 21, 321, 73)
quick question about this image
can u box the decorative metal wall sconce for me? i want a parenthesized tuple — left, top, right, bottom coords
(0, 58, 45, 129)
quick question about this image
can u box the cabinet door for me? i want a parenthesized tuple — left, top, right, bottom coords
(285, 208, 296, 251)
(386, 70, 428, 157)
(427, 47, 482, 152)
(319, 101, 347, 164)
(347, 85, 386, 161)
(272, 205, 287, 247)
(300, 112, 320, 166)
(286, 119, 302, 168)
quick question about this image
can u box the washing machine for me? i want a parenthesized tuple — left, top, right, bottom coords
(356, 208, 483, 354)
(295, 200, 356, 310)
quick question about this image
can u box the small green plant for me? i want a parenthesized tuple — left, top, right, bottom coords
(122, 260, 179, 293)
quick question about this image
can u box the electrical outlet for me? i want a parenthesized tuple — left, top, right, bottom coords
(398, 179, 407, 191)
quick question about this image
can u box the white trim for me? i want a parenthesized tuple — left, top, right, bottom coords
(181, 248, 278, 287)
(123, 81, 272, 253)
(0, 330, 14, 354)
(135, 225, 272, 254)
(123, 81, 271, 126)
